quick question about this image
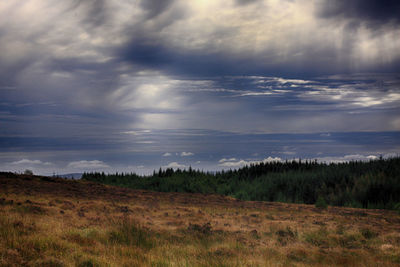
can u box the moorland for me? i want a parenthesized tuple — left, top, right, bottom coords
(1, 171, 400, 266)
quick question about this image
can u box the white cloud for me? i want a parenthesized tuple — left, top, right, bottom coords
(110, 75, 185, 117)
(320, 133, 331, 137)
(301, 81, 400, 109)
(344, 154, 377, 160)
(218, 159, 251, 168)
(121, 130, 151, 135)
(263, 156, 283, 163)
(218, 156, 282, 168)
(163, 162, 186, 169)
(135, 141, 154, 144)
(67, 160, 109, 169)
(219, 158, 237, 163)
(275, 78, 312, 84)
(281, 151, 296, 155)
(11, 159, 52, 166)
(162, 152, 172, 157)
(219, 154, 385, 167)
(126, 165, 144, 169)
(238, 91, 275, 97)
(180, 151, 194, 157)
(316, 154, 379, 163)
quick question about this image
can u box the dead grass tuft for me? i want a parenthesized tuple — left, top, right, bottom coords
(187, 222, 212, 235)
(108, 219, 154, 250)
(275, 226, 298, 245)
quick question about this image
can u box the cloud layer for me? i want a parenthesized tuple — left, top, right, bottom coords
(0, 1, 399, 175)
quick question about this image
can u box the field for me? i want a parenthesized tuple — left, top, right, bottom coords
(1, 173, 400, 266)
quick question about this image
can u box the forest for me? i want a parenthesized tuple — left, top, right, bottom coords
(82, 157, 400, 210)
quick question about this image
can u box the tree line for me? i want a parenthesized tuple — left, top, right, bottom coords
(82, 157, 400, 210)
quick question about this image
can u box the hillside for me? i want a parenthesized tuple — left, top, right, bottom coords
(1, 172, 400, 266)
(83, 157, 400, 210)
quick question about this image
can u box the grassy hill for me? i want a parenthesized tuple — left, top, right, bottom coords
(83, 157, 400, 210)
(1, 172, 400, 266)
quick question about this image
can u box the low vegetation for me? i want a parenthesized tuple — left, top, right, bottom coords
(83, 157, 400, 210)
(1, 173, 400, 266)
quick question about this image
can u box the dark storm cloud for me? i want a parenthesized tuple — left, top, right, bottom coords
(119, 38, 249, 77)
(118, 40, 371, 78)
(317, 0, 400, 27)
(118, 29, 350, 78)
(116, 0, 400, 78)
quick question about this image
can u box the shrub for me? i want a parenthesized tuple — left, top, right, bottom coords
(24, 169, 33, 175)
(394, 202, 400, 214)
(315, 196, 328, 209)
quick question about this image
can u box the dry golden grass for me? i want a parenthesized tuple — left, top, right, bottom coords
(1, 173, 400, 266)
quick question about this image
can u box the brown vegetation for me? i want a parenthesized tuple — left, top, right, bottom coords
(1, 173, 400, 266)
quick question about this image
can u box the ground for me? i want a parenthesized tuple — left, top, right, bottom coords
(1, 173, 400, 266)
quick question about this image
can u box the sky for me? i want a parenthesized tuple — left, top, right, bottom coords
(1, 0, 400, 175)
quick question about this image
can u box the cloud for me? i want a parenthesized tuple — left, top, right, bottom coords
(218, 156, 282, 168)
(220, 154, 383, 167)
(0, 1, 399, 176)
(118, 1, 400, 77)
(219, 158, 237, 163)
(163, 162, 186, 169)
(235, 0, 259, 6)
(140, 0, 175, 19)
(162, 152, 172, 157)
(281, 151, 296, 155)
(10, 159, 52, 166)
(316, 154, 380, 163)
(299, 76, 400, 109)
(316, 0, 400, 27)
(67, 160, 109, 169)
(320, 133, 331, 137)
(122, 130, 151, 135)
(180, 151, 194, 157)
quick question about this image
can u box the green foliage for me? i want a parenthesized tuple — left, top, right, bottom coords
(315, 196, 328, 209)
(82, 157, 400, 210)
(394, 202, 400, 214)
(24, 169, 33, 175)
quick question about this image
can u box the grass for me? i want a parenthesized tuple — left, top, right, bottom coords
(1, 174, 400, 266)
(108, 219, 154, 249)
